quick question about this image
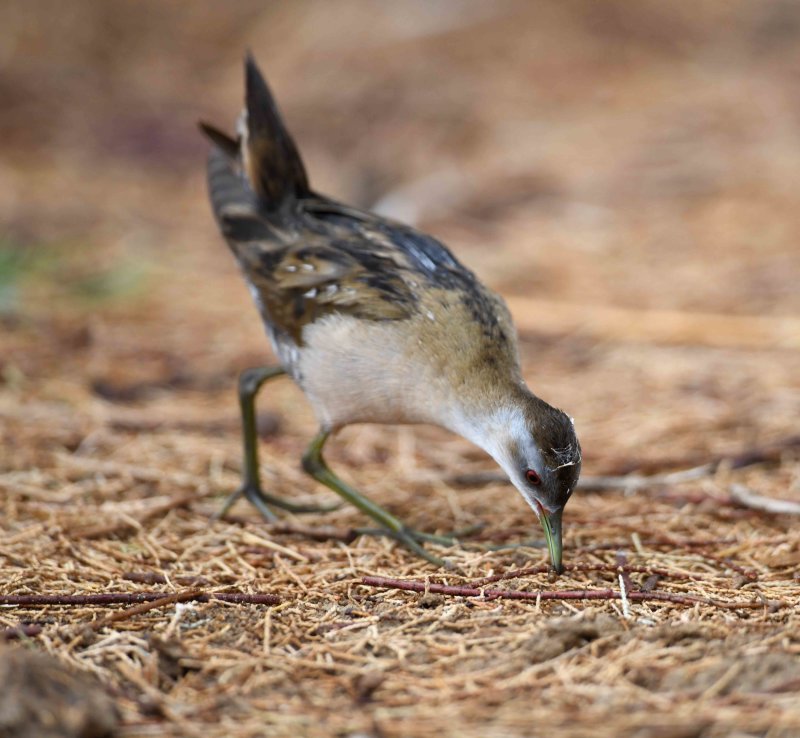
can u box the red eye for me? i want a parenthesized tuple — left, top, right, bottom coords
(526, 469, 542, 486)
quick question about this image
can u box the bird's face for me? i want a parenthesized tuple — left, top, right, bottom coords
(506, 447, 580, 575)
(488, 401, 581, 574)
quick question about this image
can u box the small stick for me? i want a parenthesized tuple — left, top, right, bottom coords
(695, 552, 759, 581)
(361, 576, 781, 610)
(122, 572, 210, 586)
(729, 484, 800, 515)
(470, 562, 697, 587)
(576, 536, 738, 553)
(616, 551, 634, 618)
(599, 435, 800, 476)
(71, 493, 197, 540)
(618, 573, 631, 619)
(89, 590, 202, 631)
(0, 591, 280, 607)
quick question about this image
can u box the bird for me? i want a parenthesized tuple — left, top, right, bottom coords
(199, 54, 581, 572)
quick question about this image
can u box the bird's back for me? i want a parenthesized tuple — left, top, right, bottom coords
(202, 57, 523, 429)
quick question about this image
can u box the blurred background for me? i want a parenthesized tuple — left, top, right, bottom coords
(1, 0, 799, 471)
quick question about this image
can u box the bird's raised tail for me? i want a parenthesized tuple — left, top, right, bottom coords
(199, 53, 310, 212)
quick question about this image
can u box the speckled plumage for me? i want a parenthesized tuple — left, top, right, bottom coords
(200, 56, 581, 570)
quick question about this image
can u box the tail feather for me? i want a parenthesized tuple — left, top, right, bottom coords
(206, 145, 255, 223)
(199, 54, 309, 213)
(198, 121, 239, 159)
(242, 53, 309, 207)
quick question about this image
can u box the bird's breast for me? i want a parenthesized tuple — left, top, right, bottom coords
(294, 313, 442, 429)
(291, 298, 521, 433)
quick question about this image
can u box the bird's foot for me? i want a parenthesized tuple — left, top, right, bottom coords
(216, 484, 340, 522)
(354, 523, 485, 569)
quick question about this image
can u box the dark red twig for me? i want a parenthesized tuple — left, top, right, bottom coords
(122, 572, 211, 586)
(0, 591, 280, 607)
(361, 576, 780, 611)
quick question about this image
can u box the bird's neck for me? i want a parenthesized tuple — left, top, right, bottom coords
(443, 380, 533, 463)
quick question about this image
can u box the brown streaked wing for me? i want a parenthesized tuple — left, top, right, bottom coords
(236, 230, 418, 344)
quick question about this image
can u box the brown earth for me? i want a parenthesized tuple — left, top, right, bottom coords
(1, 2, 799, 737)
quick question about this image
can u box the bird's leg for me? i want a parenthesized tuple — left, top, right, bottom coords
(217, 366, 339, 520)
(301, 429, 454, 567)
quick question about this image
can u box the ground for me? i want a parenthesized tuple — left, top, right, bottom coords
(1, 2, 799, 737)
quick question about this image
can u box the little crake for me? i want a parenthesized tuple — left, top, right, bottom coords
(200, 55, 581, 571)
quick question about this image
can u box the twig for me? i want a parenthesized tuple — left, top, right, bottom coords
(729, 484, 800, 515)
(598, 435, 800, 476)
(470, 562, 698, 587)
(89, 590, 202, 631)
(572, 537, 758, 581)
(122, 572, 211, 586)
(576, 535, 738, 553)
(0, 591, 280, 607)
(693, 552, 759, 581)
(70, 493, 197, 540)
(361, 576, 781, 610)
(616, 551, 633, 618)
(617, 573, 631, 618)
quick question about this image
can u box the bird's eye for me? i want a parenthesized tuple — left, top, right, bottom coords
(525, 469, 542, 486)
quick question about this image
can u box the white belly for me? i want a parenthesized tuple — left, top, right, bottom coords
(294, 313, 446, 430)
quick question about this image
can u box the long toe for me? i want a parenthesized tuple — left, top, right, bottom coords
(354, 526, 452, 568)
(396, 530, 451, 568)
(254, 493, 342, 514)
(410, 523, 485, 546)
(238, 485, 279, 522)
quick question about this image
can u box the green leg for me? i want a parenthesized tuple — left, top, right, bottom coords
(301, 429, 455, 567)
(217, 367, 338, 520)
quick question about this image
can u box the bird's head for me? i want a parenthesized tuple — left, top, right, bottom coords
(478, 393, 581, 573)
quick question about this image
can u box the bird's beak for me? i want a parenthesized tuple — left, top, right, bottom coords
(538, 507, 563, 574)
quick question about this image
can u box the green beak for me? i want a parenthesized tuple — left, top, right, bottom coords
(539, 507, 563, 574)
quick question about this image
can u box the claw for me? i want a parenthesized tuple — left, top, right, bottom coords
(217, 484, 339, 522)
